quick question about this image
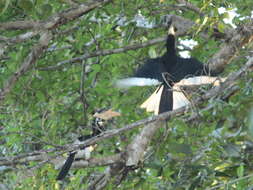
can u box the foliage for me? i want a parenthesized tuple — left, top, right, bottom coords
(0, 0, 253, 189)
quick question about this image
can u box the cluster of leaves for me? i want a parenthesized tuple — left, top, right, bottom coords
(0, 0, 253, 189)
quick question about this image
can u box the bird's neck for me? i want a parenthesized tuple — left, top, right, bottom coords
(161, 34, 177, 72)
(166, 34, 176, 55)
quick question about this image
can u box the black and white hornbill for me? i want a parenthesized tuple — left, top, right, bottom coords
(56, 109, 120, 180)
(116, 23, 224, 114)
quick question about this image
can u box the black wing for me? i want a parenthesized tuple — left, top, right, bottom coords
(135, 58, 167, 82)
(169, 57, 209, 83)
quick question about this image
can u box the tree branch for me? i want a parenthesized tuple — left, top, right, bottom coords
(176, 0, 202, 15)
(126, 120, 165, 166)
(208, 20, 253, 72)
(39, 36, 167, 70)
(0, 0, 112, 31)
(0, 31, 39, 44)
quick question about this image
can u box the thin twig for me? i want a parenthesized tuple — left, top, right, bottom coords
(39, 36, 167, 70)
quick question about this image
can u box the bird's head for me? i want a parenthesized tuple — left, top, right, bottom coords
(167, 21, 177, 36)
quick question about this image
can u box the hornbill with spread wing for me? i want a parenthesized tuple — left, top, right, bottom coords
(116, 22, 223, 114)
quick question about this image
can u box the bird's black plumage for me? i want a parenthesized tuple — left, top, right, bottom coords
(158, 84, 173, 113)
(56, 152, 76, 180)
(135, 27, 210, 81)
(56, 109, 120, 180)
(131, 24, 214, 114)
(134, 32, 177, 82)
(56, 117, 106, 181)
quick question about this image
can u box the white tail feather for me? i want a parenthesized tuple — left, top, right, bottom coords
(172, 86, 190, 110)
(140, 86, 164, 115)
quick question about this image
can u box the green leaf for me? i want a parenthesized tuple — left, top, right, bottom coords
(91, 64, 102, 72)
(248, 108, 253, 138)
(40, 4, 53, 18)
(18, 0, 33, 13)
(169, 143, 192, 155)
(237, 164, 244, 178)
(0, 0, 10, 15)
(217, 22, 225, 32)
(148, 47, 157, 58)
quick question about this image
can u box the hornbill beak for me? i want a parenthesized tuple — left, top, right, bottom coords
(168, 24, 176, 35)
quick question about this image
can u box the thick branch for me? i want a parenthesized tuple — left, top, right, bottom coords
(126, 121, 165, 166)
(176, 0, 202, 15)
(0, 0, 112, 31)
(0, 20, 39, 31)
(208, 20, 253, 73)
(0, 31, 39, 44)
(71, 154, 122, 168)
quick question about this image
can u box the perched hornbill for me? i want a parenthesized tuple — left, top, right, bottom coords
(56, 109, 120, 180)
(116, 23, 223, 114)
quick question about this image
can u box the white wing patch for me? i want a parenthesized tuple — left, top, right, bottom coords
(115, 77, 161, 88)
(175, 76, 226, 86)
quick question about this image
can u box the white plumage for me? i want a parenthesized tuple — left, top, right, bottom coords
(115, 77, 161, 88)
(140, 86, 164, 115)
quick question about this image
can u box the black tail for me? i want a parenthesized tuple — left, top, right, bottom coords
(158, 84, 173, 114)
(56, 152, 76, 180)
